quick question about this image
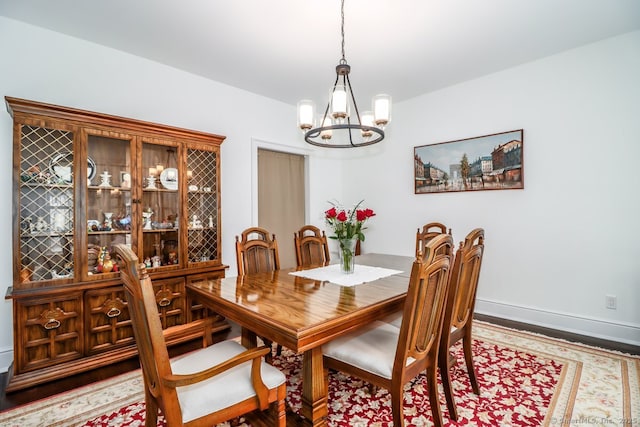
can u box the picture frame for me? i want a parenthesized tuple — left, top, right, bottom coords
(414, 129, 524, 194)
(49, 208, 72, 232)
(119, 171, 131, 188)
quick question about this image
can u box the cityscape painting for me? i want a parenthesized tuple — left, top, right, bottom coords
(414, 129, 524, 194)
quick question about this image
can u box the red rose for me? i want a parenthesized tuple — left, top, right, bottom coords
(364, 208, 375, 218)
(356, 210, 367, 221)
(336, 211, 348, 221)
(325, 207, 337, 219)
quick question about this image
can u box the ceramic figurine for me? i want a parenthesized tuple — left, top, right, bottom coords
(142, 209, 153, 230)
(103, 212, 113, 230)
(99, 171, 112, 188)
(35, 216, 48, 232)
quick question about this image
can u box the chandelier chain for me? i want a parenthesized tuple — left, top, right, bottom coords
(340, 0, 346, 62)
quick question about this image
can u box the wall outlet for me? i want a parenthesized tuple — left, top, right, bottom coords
(605, 294, 617, 310)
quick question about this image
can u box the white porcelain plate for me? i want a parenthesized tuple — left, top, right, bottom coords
(160, 167, 178, 190)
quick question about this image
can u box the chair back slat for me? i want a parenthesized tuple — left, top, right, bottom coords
(294, 225, 330, 268)
(236, 227, 280, 275)
(416, 222, 452, 259)
(449, 228, 484, 329)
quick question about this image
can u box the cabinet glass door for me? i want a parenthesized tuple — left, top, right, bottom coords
(186, 146, 220, 265)
(18, 125, 75, 283)
(141, 141, 180, 269)
(86, 134, 132, 278)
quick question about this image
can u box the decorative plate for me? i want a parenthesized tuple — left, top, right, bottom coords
(48, 153, 97, 184)
(160, 167, 178, 190)
(49, 152, 73, 184)
(88, 156, 97, 181)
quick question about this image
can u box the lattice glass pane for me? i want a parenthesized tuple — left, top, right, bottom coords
(187, 148, 218, 263)
(19, 125, 74, 282)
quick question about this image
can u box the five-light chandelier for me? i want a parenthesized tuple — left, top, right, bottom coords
(297, 0, 391, 148)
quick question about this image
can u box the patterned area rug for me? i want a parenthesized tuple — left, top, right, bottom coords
(0, 321, 637, 427)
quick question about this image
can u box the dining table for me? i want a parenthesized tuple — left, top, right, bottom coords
(186, 253, 415, 427)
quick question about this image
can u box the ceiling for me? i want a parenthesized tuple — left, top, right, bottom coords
(2, 0, 640, 107)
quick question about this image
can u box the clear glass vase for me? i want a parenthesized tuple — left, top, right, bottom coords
(338, 238, 358, 274)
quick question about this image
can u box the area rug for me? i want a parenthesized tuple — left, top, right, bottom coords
(0, 321, 637, 426)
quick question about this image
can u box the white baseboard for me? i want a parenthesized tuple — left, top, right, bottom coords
(475, 298, 640, 347)
(0, 346, 13, 374)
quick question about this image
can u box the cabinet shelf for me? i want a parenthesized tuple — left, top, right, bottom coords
(21, 232, 73, 238)
(143, 188, 178, 193)
(88, 230, 131, 235)
(88, 186, 131, 192)
(20, 182, 73, 190)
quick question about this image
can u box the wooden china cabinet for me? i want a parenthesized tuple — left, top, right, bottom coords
(5, 96, 229, 392)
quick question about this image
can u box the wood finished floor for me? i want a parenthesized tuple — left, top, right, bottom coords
(1, 315, 638, 412)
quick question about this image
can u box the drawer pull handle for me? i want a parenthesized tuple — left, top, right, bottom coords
(158, 298, 171, 307)
(44, 319, 61, 330)
(106, 307, 121, 318)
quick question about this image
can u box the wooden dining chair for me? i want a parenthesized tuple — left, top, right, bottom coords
(113, 244, 287, 427)
(294, 225, 330, 268)
(384, 229, 455, 329)
(235, 227, 282, 358)
(323, 234, 454, 427)
(439, 228, 485, 421)
(236, 227, 280, 276)
(415, 222, 452, 259)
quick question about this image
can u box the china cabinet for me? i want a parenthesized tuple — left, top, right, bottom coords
(5, 96, 228, 391)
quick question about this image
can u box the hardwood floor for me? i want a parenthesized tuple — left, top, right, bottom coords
(1, 316, 638, 412)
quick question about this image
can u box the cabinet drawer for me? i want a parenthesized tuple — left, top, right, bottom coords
(153, 277, 186, 328)
(14, 293, 84, 373)
(85, 286, 134, 355)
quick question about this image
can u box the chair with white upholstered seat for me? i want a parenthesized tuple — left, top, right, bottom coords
(323, 234, 454, 427)
(113, 244, 287, 427)
(439, 228, 485, 421)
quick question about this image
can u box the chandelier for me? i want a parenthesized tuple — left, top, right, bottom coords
(297, 0, 391, 148)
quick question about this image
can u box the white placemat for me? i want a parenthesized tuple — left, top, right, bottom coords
(289, 264, 404, 287)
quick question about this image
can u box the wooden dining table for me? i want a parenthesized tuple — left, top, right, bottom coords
(186, 253, 414, 427)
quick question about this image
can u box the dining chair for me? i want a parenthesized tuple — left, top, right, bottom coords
(323, 234, 454, 427)
(439, 228, 485, 421)
(294, 225, 330, 268)
(235, 227, 282, 358)
(384, 229, 455, 329)
(236, 227, 280, 275)
(113, 243, 287, 427)
(415, 222, 452, 259)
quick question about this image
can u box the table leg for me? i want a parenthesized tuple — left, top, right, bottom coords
(300, 347, 328, 427)
(241, 327, 257, 349)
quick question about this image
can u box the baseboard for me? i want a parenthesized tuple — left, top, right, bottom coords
(475, 298, 640, 347)
(0, 347, 13, 374)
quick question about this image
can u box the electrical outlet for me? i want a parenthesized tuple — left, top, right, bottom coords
(605, 295, 617, 310)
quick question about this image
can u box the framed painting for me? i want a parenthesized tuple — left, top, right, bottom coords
(414, 129, 524, 194)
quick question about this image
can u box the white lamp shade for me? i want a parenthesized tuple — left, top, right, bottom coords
(320, 114, 333, 139)
(297, 100, 315, 131)
(360, 110, 374, 139)
(373, 94, 392, 128)
(331, 85, 349, 122)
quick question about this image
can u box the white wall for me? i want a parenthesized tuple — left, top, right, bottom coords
(343, 30, 640, 345)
